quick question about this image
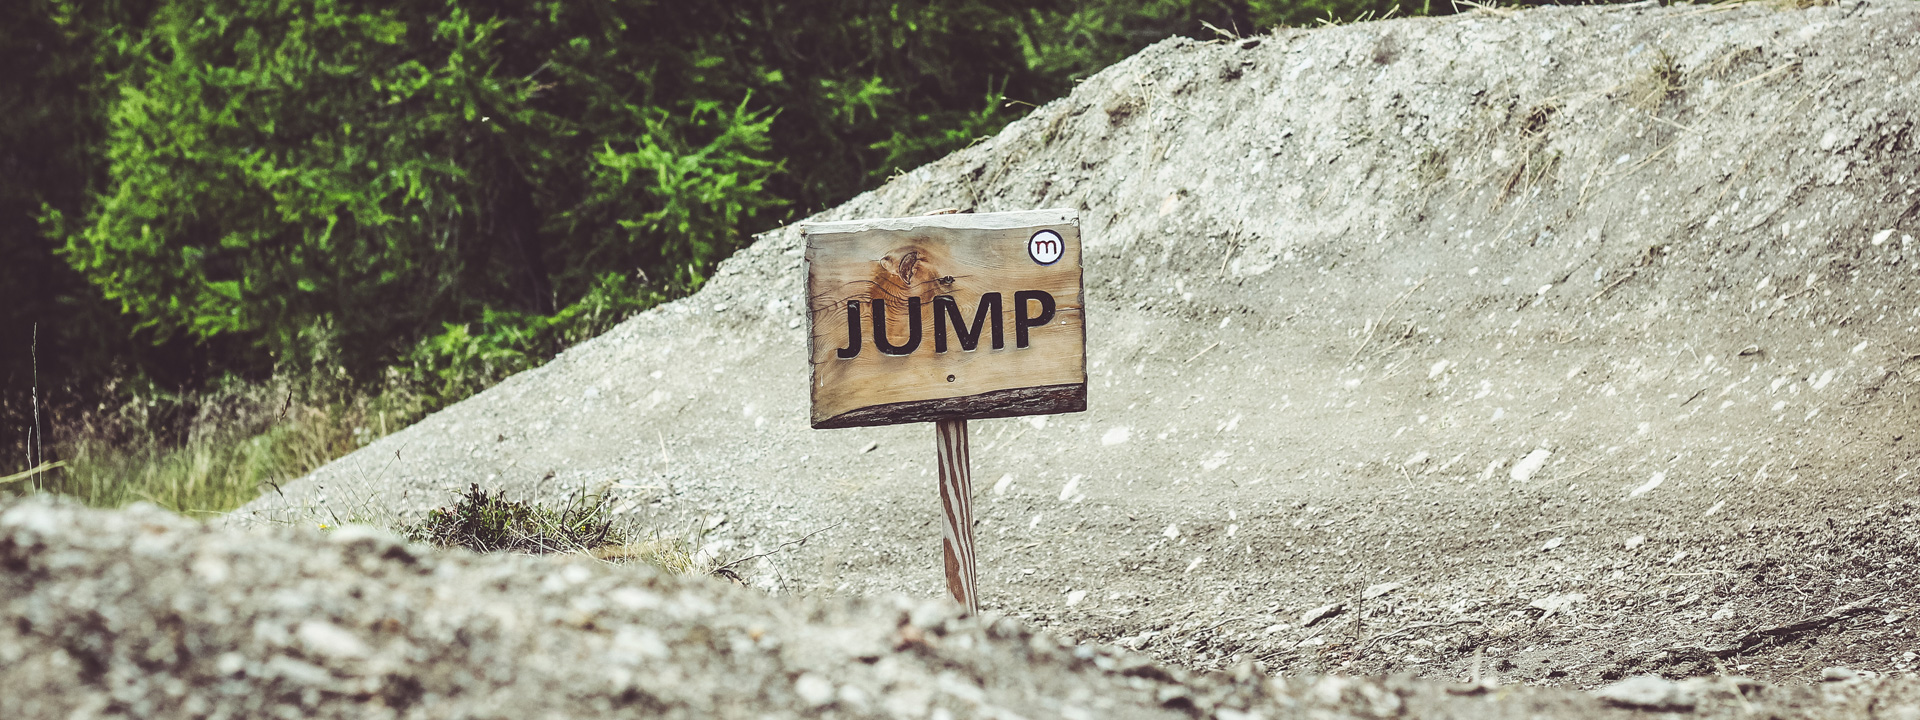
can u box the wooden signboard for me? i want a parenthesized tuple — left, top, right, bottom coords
(803, 209, 1087, 613)
(804, 209, 1087, 429)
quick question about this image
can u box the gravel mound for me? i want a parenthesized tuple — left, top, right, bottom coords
(11, 497, 1920, 718)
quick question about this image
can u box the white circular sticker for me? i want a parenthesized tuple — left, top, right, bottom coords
(1028, 229, 1064, 265)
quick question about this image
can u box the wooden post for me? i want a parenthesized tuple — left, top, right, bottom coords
(935, 418, 979, 613)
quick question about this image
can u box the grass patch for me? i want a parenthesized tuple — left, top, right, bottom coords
(7, 272, 662, 516)
(398, 483, 721, 576)
(1628, 50, 1686, 111)
(404, 483, 624, 555)
(16, 382, 434, 516)
(589, 538, 705, 574)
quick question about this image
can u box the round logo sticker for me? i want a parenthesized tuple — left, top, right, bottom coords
(1028, 229, 1064, 265)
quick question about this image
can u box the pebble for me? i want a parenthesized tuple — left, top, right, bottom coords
(1822, 666, 1861, 682)
(1300, 603, 1344, 627)
(296, 620, 370, 660)
(1594, 675, 1697, 710)
(794, 673, 835, 707)
(1361, 582, 1402, 600)
(1528, 592, 1586, 619)
(1629, 472, 1666, 498)
(1509, 449, 1551, 482)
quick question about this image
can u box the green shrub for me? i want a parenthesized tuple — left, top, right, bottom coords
(401, 271, 661, 401)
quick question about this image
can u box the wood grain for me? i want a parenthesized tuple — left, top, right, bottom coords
(810, 384, 1085, 430)
(804, 210, 1086, 429)
(936, 418, 978, 613)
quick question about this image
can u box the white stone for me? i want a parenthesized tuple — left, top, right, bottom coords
(794, 673, 835, 707)
(296, 620, 369, 660)
(1595, 675, 1696, 710)
(1510, 448, 1552, 482)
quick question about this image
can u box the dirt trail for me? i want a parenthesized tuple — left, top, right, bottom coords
(230, 0, 1920, 697)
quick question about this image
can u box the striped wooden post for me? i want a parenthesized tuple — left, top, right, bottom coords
(935, 418, 979, 613)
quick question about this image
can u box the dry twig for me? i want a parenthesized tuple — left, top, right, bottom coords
(1347, 277, 1429, 367)
(713, 521, 845, 575)
(1357, 619, 1486, 654)
(1657, 597, 1884, 659)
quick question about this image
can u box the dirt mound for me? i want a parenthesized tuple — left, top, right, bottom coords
(215, 0, 1920, 697)
(11, 497, 1920, 718)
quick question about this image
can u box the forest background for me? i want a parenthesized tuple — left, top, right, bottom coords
(1, 0, 1515, 512)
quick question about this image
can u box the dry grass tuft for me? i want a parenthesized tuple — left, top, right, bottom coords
(1628, 50, 1687, 111)
(404, 483, 622, 555)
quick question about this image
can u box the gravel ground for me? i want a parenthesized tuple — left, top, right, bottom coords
(18, 1, 1920, 716)
(9, 497, 1920, 718)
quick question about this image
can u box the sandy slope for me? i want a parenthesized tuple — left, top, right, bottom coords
(236, 0, 1920, 692)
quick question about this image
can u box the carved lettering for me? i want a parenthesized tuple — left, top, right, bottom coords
(1013, 290, 1055, 349)
(836, 291, 1063, 358)
(870, 297, 922, 356)
(934, 293, 1003, 353)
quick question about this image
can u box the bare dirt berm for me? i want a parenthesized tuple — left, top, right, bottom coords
(8, 2, 1920, 718)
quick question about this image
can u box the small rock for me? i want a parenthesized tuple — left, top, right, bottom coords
(0, 502, 62, 539)
(1155, 685, 1190, 705)
(908, 599, 959, 629)
(1594, 675, 1697, 710)
(1301, 603, 1345, 627)
(794, 673, 835, 707)
(1821, 666, 1860, 682)
(1362, 582, 1402, 600)
(1065, 589, 1088, 607)
(1509, 448, 1552, 482)
(1528, 592, 1586, 619)
(1629, 471, 1666, 498)
(1358, 681, 1404, 716)
(326, 523, 403, 551)
(1625, 534, 1646, 550)
(837, 684, 871, 711)
(264, 655, 334, 686)
(1309, 675, 1350, 704)
(215, 652, 247, 676)
(296, 620, 369, 660)
(1542, 536, 1565, 551)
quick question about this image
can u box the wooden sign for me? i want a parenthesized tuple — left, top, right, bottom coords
(804, 209, 1087, 430)
(803, 208, 1088, 615)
